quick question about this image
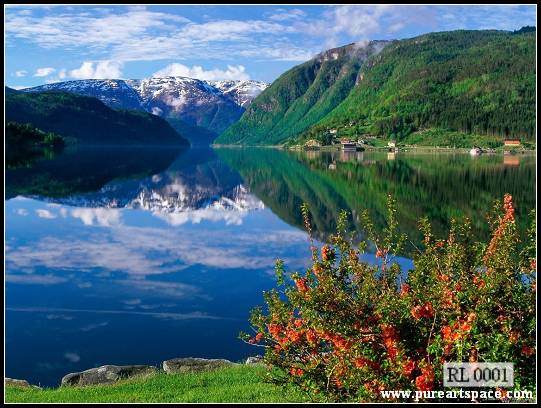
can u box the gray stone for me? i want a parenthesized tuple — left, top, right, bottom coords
(162, 357, 235, 374)
(61, 364, 157, 387)
(5, 378, 41, 389)
(245, 355, 264, 365)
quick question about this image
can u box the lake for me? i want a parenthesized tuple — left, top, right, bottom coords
(5, 147, 535, 387)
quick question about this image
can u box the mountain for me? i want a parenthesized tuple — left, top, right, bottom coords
(216, 29, 535, 146)
(6, 91, 189, 146)
(23, 79, 142, 110)
(127, 77, 251, 136)
(216, 41, 389, 145)
(23, 78, 268, 144)
(207, 80, 269, 107)
(6, 86, 21, 95)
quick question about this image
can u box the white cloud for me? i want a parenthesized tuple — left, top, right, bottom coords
(6, 273, 68, 285)
(70, 207, 122, 226)
(5, 6, 316, 63)
(15, 70, 27, 77)
(34, 67, 56, 77)
(153, 63, 250, 81)
(69, 60, 123, 79)
(35, 209, 56, 219)
(5, 6, 189, 50)
(268, 8, 307, 21)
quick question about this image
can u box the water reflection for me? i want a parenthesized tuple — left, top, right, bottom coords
(5, 146, 535, 387)
(217, 148, 535, 245)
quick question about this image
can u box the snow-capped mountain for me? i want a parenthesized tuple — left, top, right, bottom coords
(206, 80, 268, 107)
(125, 77, 243, 134)
(23, 79, 142, 110)
(23, 77, 268, 139)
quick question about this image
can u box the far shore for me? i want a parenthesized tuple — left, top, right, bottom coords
(212, 144, 536, 154)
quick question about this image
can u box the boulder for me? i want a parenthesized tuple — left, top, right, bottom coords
(162, 357, 235, 374)
(61, 364, 156, 387)
(5, 378, 40, 389)
(245, 355, 264, 365)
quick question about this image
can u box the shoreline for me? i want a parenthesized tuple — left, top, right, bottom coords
(212, 144, 536, 155)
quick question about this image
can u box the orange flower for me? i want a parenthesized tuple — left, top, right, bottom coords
(438, 273, 450, 282)
(290, 367, 304, 376)
(294, 277, 309, 294)
(473, 275, 486, 289)
(415, 365, 434, 391)
(268, 323, 283, 339)
(402, 359, 416, 376)
(321, 245, 334, 262)
(312, 263, 323, 277)
(400, 283, 410, 295)
(484, 194, 515, 263)
(411, 302, 434, 320)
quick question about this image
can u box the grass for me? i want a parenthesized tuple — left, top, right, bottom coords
(401, 128, 506, 149)
(4, 365, 311, 403)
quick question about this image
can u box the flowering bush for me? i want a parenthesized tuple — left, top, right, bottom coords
(241, 194, 536, 402)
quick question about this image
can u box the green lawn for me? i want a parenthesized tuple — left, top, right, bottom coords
(5, 365, 311, 403)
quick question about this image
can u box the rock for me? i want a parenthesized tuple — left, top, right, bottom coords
(5, 378, 40, 389)
(162, 357, 235, 374)
(245, 355, 264, 365)
(61, 365, 156, 387)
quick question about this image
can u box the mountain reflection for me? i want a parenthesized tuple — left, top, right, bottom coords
(6, 147, 265, 224)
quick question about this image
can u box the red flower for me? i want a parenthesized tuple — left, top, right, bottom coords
(290, 367, 304, 376)
(411, 302, 434, 320)
(415, 365, 434, 391)
(521, 345, 535, 357)
(249, 332, 264, 344)
(473, 275, 486, 289)
(402, 359, 416, 376)
(312, 263, 323, 277)
(321, 245, 334, 262)
(400, 283, 410, 296)
(294, 277, 309, 294)
(306, 329, 318, 346)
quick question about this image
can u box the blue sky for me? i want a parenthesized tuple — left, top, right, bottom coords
(5, 4, 537, 88)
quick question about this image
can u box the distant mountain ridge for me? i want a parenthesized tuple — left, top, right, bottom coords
(6, 90, 189, 146)
(23, 78, 268, 145)
(216, 28, 535, 146)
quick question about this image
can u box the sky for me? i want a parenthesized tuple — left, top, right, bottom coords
(4, 4, 537, 88)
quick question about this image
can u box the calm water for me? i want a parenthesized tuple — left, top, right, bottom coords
(5, 147, 535, 386)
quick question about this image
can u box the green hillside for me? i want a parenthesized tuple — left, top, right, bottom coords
(5, 90, 189, 146)
(216, 42, 389, 145)
(217, 29, 535, 146)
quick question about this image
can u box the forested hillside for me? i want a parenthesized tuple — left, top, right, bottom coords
(216, 41, 389, 145)
(6, 91, 189, 146)
(217, 29, 535, 146)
